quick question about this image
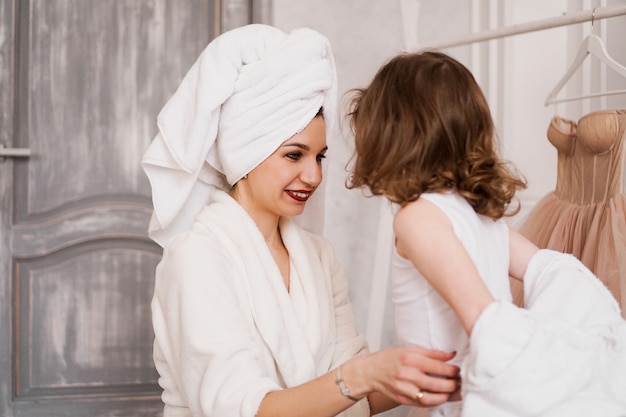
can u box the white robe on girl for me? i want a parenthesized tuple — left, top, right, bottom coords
(151, 190, 369, 417)
(462, 249, 626, 417)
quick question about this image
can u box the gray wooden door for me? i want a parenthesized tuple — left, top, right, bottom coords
(0, 1, 234, 415)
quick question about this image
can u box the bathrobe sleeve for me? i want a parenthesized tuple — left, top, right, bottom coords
(151, 228, 281, 417)
(461, 250, 626, 417)
(320, 235, 369, 365)
(308, 233, 371, 417)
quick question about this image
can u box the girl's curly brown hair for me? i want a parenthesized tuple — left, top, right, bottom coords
(346, 50, 526, 220)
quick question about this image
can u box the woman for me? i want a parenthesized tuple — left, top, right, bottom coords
(141, 25, 459, 417)
(346, 50, 626, 417)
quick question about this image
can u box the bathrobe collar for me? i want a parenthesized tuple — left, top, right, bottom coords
(197, 189, 335, 387)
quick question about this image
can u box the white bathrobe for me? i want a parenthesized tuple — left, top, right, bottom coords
(462, 250, 626, 416)
(151, 190, 370, 417)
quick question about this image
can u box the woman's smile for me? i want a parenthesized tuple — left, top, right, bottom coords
(285, 189, 312, 201)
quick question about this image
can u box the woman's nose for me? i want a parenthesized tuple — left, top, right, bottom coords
(300, 157, 323, 187)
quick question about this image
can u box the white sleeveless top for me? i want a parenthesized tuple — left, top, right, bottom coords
(391, 192, 511, 417)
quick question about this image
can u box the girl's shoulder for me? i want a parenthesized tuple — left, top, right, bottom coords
(394, 195, 452, 233)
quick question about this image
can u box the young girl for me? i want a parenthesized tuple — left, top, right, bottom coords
(346, 50, 626, 417)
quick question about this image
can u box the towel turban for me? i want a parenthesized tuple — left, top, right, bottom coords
(141, 24, 338, 247)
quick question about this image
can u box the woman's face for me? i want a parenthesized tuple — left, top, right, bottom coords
(236, 115, 327, 221)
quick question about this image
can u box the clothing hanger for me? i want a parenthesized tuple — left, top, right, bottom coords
(544, 8, 626, 106)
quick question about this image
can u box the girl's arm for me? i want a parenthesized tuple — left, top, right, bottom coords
(393, 198, 494, 335)
(508, 227, 539, 282)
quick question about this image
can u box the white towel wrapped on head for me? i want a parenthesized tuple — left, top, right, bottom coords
(141, 24, 338, 247)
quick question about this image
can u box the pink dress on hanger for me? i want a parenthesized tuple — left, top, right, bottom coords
(514, 110, 626, 317)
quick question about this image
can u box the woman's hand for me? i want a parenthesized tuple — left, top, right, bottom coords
(342, 346, 460, 413)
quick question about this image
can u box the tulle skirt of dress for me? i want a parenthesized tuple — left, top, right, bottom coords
(512, 192, 626, 317)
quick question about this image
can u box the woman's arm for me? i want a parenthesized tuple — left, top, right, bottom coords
(393, 198, 494, 335)
(258, 346, 459, 416)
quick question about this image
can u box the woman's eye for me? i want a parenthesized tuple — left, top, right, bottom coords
(317, 154, 327, 162)
(286, 152, 301, 161)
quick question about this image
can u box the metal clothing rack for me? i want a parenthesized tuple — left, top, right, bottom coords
(426, 3, 626, 49)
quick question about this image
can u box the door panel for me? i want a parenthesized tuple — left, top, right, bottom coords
(0, 1, 231, 416)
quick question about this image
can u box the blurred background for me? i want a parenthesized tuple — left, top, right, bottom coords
(1, 0, 624, 416)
